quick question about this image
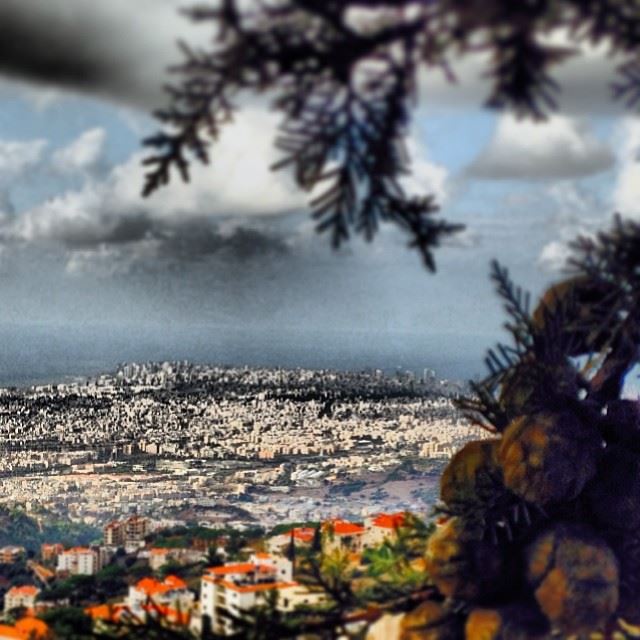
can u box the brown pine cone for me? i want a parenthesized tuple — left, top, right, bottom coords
(424, 517, 506, 602)
(531, 276, 610, 356)
(465, 603, 550, 640)
(498, 411, 602, 504)
(526, 523, 619, 636)
(399, 601, 462, 640)
(498, 356, 582, 420)
(440, 439, 502, 509)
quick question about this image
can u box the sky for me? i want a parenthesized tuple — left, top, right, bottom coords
(0, 1, 639, 383)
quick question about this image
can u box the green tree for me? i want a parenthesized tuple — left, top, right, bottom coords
(311, 525, 322, 554)
(95, 564, 128, 600)
(40, 606, 94, 640)
(285, 530, 296, 569)
(5, 605, 27, 623)
(205, 546, 224, 568)
(158, 559, 187, 580)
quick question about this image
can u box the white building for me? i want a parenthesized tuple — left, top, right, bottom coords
(200, 553, 324, 636)
(362, 513, 408, 548)
(3, 585, 39, 613)
(56, 547, 101, 576)
(267, 527, 316, 554)
(322, 519, 365, 554)
(127, 575, 195, 626)
(148, 547, 206, 572)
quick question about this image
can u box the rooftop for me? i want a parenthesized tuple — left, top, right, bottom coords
(372, 512, 407, 529)
(134, 575, 187, 596)
(6, 586, 39, 597)
(325, 519, 365, 536)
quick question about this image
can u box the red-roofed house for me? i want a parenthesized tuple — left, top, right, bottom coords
(85, 603, 127, 625)
(363, 512, 409, 547)
(267, 527, 316, 553)
(322, 519, 365, 553)
(40, 544, 63, 565)
(200, 553, 323, 636)
(127, 575, 194, 626)
(4, 586, 40, 614)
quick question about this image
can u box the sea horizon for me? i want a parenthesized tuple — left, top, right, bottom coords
(0, 323, 493, 389)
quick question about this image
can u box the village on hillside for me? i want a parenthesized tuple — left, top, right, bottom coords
(0, 510, 430, 638)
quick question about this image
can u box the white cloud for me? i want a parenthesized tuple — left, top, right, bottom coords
(0, 108, 306, 276)
(536, 182, 605, 272)
(0, 138, 47, 183)
(538, 239, 573, 272)
(21, 108, 303, 239)
(53, 128, 107, 176)
(403, 137, 449, 204)
(137, 108, 306, 218)
(0, 105, 452, 275)
(612, 118, 640, 219)
(467, 114, 614, 180)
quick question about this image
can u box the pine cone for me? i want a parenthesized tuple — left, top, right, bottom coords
(498, 411, 602, 504)
(526, 523, 619, 635)
(465, 603, 550, 640)
(440, 439, 502, 510)
(531, 276, 609, 356)
(399, 601, 462, 640)
(424, 517, 506, 602)
(498, 357, 582, 419)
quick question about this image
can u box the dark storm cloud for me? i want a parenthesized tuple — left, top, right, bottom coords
(10, 204, 290, 270)
(0, 1, 625, 115)
(0, 5, 108, 88)
(57, 212, 154, 250)
(156, 223, 289, 262)
(0, 0, 202, 108)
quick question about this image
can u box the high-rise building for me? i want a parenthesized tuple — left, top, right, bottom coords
(124, 516, 149, 546)
(103, 521, 124, 547)
(103, 516, 149, 548)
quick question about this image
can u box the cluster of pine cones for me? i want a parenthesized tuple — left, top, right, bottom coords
(395, 276, 640, 639)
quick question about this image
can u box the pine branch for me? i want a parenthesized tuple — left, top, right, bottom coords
(490, 260, 532, 347)
(613, 58, 640, 107)
(143, 1, 640, 266)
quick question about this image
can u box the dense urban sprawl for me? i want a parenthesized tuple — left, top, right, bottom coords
(0, 362, 487, 638)
(0, 363, 481, 529)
